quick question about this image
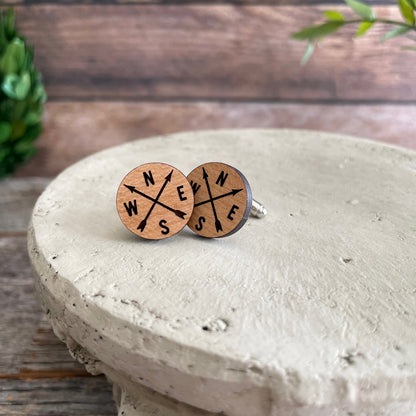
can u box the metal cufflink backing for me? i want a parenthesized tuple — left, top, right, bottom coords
(186, 162, 266, 238)
(116, 162, 194, 240)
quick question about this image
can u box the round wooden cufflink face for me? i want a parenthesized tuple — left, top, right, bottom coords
(187, 162, 252, 238)
(116, 163, 194, 240)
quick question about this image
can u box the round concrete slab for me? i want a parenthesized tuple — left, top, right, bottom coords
(28, 129, 416, 415)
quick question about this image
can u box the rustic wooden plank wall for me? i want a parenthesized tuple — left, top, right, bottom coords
(14, 4, 413, 101)
(0, 0, 412, 177)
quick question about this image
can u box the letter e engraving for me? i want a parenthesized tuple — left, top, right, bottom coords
(177, 185, 187, 201)
(227, 204, 239, 221)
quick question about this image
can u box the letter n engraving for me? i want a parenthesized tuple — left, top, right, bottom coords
(216, 171, 228, 187)
(143, 170, 155, 187)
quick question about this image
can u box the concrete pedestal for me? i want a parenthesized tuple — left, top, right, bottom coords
(28, 129, 416, 415)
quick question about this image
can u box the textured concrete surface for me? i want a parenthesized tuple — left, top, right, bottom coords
(28, 129, 416, 415)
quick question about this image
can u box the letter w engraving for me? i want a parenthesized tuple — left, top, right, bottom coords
(124, 200, 138, 216)
(190, 180, 201, 195)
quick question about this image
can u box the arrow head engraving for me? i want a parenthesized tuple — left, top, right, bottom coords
(124, 184, 136, 193)
(165, 170, 173, 182)
(215, 219, 223, 232)
(174, 210, 187, 219)
(137, 219, 147, 232)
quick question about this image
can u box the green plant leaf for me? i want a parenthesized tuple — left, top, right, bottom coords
(0, 121, 11, 143)
(301, 42, 315, 65)
(0, 23, 6, 53)
(0, 8, 46, 176)
(405, 0, 416, 10)
(5, 8, 15, 39)
(10, 121, 26, 140)
(24, 111, 42, 125)
(0, 38, 25, 75)
(11, 100, 26, 120)
(18, 123, 41, 142)
(398, 0, 415, 25)
(356, 20, 374, 36)
(292, 21, 344, 41)
(15, 71, 31, 100)
(345, 0, 375, 20)
(1, 73, 19, 98)
(323, 10, 345, 21)
(14, 139, 34, 154)
(2, 72, 31, 100)
(381, 25, 411, 41)
(401, 45, 416, 49)
(32, 83, 47, 103)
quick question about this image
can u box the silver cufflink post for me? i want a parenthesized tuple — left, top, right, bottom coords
(250, 199, 267, 218)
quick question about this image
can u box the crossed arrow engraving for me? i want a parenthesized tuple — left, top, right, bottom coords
(124, 169, 187, 232)
(198, 167, 243, 232)
(125, 168, 242, 234)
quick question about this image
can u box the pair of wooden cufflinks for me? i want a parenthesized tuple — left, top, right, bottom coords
(116, 162, 266, 240)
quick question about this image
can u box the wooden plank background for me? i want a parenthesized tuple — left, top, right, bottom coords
(1, 1, 415, 414)
(0, 0, 413, 177)
(14, 4, 413, 101)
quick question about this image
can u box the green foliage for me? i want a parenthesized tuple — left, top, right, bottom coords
(292, 0, 416, 64)
(0, 8, 46, 178)
(381, 25, 411, 41)
(398, 0, 415, 25)
(292, 21, 345, 41)
(356, 20, 374, 36)
(345, 0, 375, 20)
(323, 11, 345, 21)
(301, 42, 315, 65)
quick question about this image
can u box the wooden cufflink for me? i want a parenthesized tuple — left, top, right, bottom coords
(186, 162, 266, 238)
(116, 163, 194, 240)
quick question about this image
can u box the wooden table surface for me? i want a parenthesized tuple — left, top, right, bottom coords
(1, 0, 416, 414)
(0, 178, 117, 415)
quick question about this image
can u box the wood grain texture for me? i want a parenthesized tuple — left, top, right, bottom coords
(0, 233, 91, 378)
(0, 178, 115, 415)
(13, 315, 92, 377)
(0, 178, 50, 233)
(12, 101, 416, 178)
(0, 377, 116, 415)
(13, 4, 415, 101)
(187, 162, 250, 238)
(117, 163, 194, 239)
(0, 235, 42, 375)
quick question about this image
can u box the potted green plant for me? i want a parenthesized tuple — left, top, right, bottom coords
(0, 8, 46, 178)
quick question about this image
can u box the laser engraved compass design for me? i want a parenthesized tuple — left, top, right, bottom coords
(187, 162, 252, 238)
(117, 163, 194, 240)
